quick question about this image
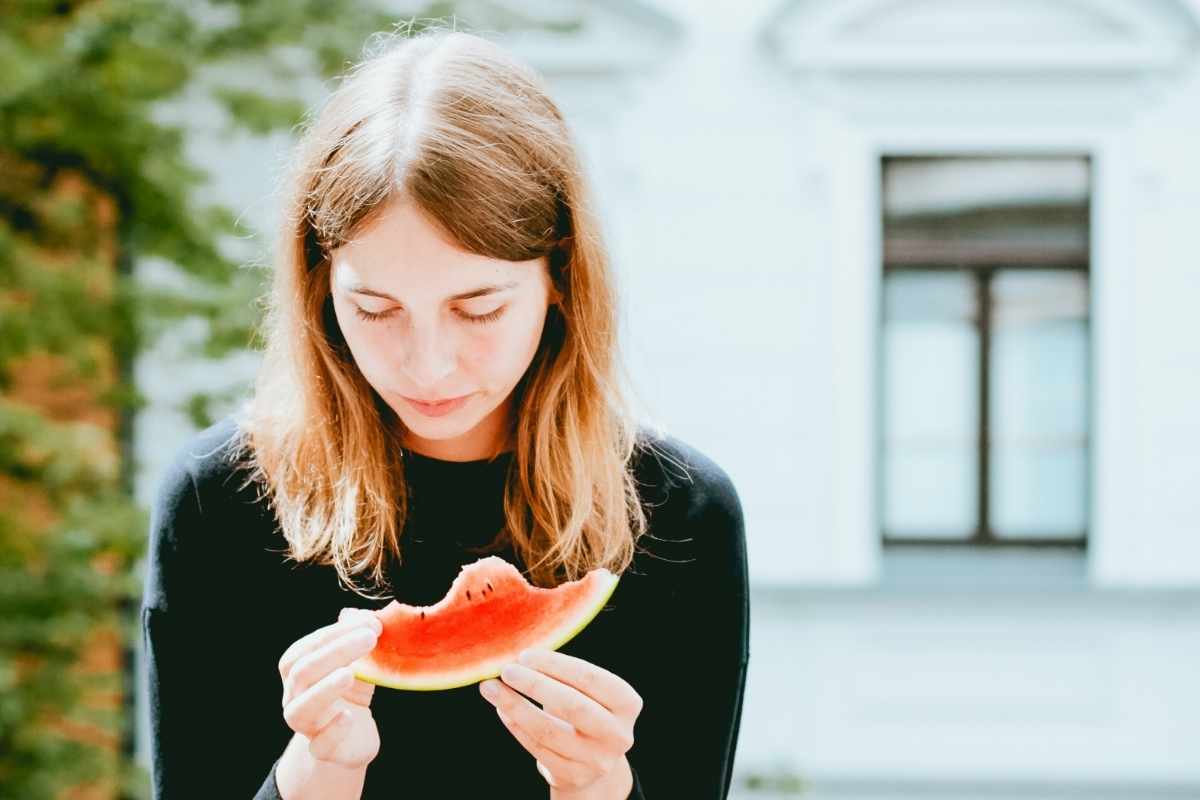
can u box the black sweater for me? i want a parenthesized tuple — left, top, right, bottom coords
(140, 413, 749, 799)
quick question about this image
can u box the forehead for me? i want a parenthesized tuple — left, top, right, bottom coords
(333, 201, 510, 279)
(330, 200, 540, 298)
(331, 251, 517, 296)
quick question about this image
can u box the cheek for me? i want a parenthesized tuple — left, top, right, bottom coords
(331, 302, 360, 353)
(464, 314, 545, 379)
(333, 305, 392, 376)
(460, 326, 511, 376)
(332, 304, 360, 344)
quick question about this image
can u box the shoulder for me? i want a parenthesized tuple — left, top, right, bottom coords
(628, 426, 745, 563)
(631, 426, 742, 524)
(144, 412, 261, 611)
(172, 412, 252, 490)
(149, 411, 262, 541)
(620, 427, 748, 623)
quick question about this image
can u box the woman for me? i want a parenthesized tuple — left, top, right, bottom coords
(140, 25, 749, 800)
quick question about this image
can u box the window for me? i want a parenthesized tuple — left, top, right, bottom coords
(879, 155, 1091, 548)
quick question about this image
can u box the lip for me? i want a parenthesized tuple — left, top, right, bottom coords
(402, 393, 472, 417)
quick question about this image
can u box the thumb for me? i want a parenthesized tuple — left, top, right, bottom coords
(339, 607, 383, 632)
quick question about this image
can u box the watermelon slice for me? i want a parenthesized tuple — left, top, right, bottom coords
(350, 556, 619, 691)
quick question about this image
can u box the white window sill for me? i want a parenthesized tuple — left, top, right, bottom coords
(878, 545, 1090, 591)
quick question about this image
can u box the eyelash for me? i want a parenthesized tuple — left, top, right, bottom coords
(352, 306, 505, 325)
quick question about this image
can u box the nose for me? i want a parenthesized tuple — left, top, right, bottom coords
(401, 321, 456, 389)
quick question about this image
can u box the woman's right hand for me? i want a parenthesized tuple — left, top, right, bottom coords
(278, 608, 383, 769)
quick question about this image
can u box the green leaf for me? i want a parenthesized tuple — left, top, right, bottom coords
(212, 86, 307, 135)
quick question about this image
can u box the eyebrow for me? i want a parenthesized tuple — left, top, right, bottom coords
(345, 280, 520, 303)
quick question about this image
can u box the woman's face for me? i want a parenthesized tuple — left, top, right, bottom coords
(328, 197, 555, 462)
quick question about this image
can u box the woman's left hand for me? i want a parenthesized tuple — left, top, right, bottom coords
(479, 648, 641, 797)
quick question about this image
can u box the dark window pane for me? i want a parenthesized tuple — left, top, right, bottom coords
(883, 156, 1089, 268)
(989, 270, 1090, 538)
(882, 271, 979, 539)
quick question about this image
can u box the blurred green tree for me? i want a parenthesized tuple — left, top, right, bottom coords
(0, 2, 466, 797)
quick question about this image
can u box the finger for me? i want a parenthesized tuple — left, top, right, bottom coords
(483, 679, 602, 766)
(283, 666, 356, 737)
(517, 649, 643, 720)
(282, 626, 378, 707)
(342, 672, 377, 707)
(496, 662, 631, 752)
(339, 607, 381, 627)
(306, 703, 355, 763)
(494, 706, 595, 790)
(278, 613, 381, 681)
(324, 611, 380, 707)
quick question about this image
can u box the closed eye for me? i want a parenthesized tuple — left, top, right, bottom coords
(352, 306, 506, 324)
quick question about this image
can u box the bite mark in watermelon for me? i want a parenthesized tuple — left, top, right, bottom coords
(350, 556, 619, 691)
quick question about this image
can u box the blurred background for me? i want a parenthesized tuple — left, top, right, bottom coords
(3, 1, 1199, 798)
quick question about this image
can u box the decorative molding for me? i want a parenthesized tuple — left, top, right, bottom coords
(756, 0, 1200, 120)
(759, 0, 1200, 76)
(452, 0, 684, 75)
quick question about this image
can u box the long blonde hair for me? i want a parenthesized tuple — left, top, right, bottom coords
(226, 24, 660, 599)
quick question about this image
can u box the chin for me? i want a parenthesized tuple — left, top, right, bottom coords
(402, 415, 472, 434)
(397, 406, 469, 426)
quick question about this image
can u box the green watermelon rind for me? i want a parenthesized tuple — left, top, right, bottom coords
(351, 568, 620, 692)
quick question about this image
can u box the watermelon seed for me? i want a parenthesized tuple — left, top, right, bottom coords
(486, 581, 493, 592)
(467, 590, 472, 601)
(420, 611, 425, 620)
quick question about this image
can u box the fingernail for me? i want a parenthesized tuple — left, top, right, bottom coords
(480, 680, 498, 700)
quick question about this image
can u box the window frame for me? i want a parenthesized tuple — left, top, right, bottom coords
(877, 156, 1093, 551)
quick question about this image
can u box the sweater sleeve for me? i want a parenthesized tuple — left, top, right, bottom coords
(624, 462, 751, 799)
(140, 456, 286, 800)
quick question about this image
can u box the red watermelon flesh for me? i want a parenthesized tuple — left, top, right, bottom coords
(350, 556, 619, 691)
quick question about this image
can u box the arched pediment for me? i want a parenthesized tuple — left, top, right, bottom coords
(761, 0, 1199, 73)
(757, 0, 1200, 119)
(448, 0, 683, 75)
